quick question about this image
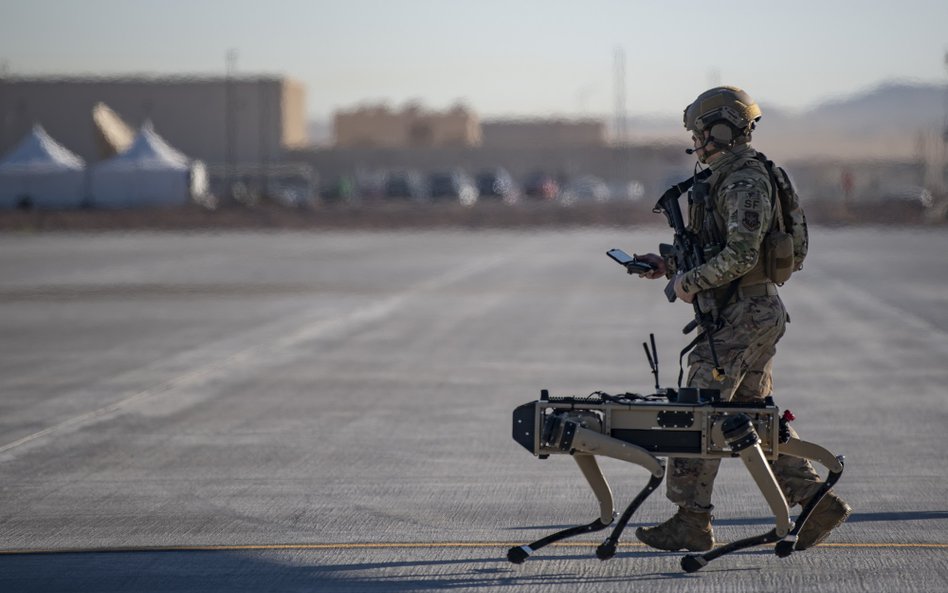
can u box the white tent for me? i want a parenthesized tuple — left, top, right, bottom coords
(90, 121, 207, 208)
(0, 125, 87, 209)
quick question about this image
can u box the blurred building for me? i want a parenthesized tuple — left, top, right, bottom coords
(0, 76, 307, 165)
(481, 118, 607, 149)
(334, 103, 481, 149)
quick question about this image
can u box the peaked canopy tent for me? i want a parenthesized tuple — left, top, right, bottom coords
(90, 122, 208, 208)
(0, 125, 87, 209)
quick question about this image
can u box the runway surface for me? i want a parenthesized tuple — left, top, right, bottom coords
(1, 226, 946, 592)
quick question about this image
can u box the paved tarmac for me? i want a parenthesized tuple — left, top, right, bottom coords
(0, 226, 946, 592)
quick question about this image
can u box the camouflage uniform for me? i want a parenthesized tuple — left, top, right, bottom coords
(668, 144, 823, 511)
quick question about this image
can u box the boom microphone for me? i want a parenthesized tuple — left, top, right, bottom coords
(686, 137, 713, 155)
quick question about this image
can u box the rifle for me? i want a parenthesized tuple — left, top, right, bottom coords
(652, 169, 727, 382)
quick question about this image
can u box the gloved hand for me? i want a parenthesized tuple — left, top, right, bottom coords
(633, 253, 665, 279)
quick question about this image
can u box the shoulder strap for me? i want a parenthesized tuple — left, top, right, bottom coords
(753, 152, 788, 233)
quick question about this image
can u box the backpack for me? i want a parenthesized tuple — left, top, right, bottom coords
(754, 153, 808, 282)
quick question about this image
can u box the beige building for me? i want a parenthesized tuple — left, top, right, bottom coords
(481, 118, 607, 149)
(334, 103, 481, 149)
(0, 76, 307, 164)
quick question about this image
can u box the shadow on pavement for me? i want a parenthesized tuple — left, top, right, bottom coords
(3, 512, 944, 592)
(0, 549, 692, 592)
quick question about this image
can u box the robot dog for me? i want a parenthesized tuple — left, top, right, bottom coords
(506, 253, 845, 573)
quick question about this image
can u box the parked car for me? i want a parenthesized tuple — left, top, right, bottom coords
(427, 170, 479, 206)
(608, 179, 647, 201)
(320, 175, 357, 204)
(560, 175, 610, 205)
(523, 172, 560, 201)
(476, 168, 520, 203)
(354, 169, 386, 202)
(384, 170, 428, 201)
(269, 180, 314, 207)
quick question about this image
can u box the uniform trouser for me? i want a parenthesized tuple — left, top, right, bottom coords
(667, 294, 823, 512)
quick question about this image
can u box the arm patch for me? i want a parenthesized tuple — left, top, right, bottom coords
(736, 189, 763, 231)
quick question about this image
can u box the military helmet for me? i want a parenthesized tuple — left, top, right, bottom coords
(683, 86, 762, 143)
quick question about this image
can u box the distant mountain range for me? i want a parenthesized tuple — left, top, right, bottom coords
(307, 81, 948, 162)
(628, 81, 948, 162)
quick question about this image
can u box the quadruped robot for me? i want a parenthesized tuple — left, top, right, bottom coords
(506, 250, 845, 573)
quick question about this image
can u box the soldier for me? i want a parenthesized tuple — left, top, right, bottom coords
(633, 86, 851, 552)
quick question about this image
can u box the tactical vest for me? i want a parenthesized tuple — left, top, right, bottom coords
(687, 150, 807, 295)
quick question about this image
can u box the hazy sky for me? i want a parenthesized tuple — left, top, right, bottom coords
(1, 0, 946, 120)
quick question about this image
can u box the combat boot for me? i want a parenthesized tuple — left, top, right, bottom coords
(635, 507, 715, 552)
(796, 492, 852, 550)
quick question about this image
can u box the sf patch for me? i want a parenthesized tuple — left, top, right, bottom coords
(736, 189, 763, 232)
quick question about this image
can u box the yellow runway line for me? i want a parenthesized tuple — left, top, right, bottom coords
(1, 541, 946, 556)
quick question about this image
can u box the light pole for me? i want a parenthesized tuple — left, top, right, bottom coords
(942, 50, 948, 144)
(940, 50, 948, 192)
(613, 46, 627, 146)
(225, 49, 238, 199)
